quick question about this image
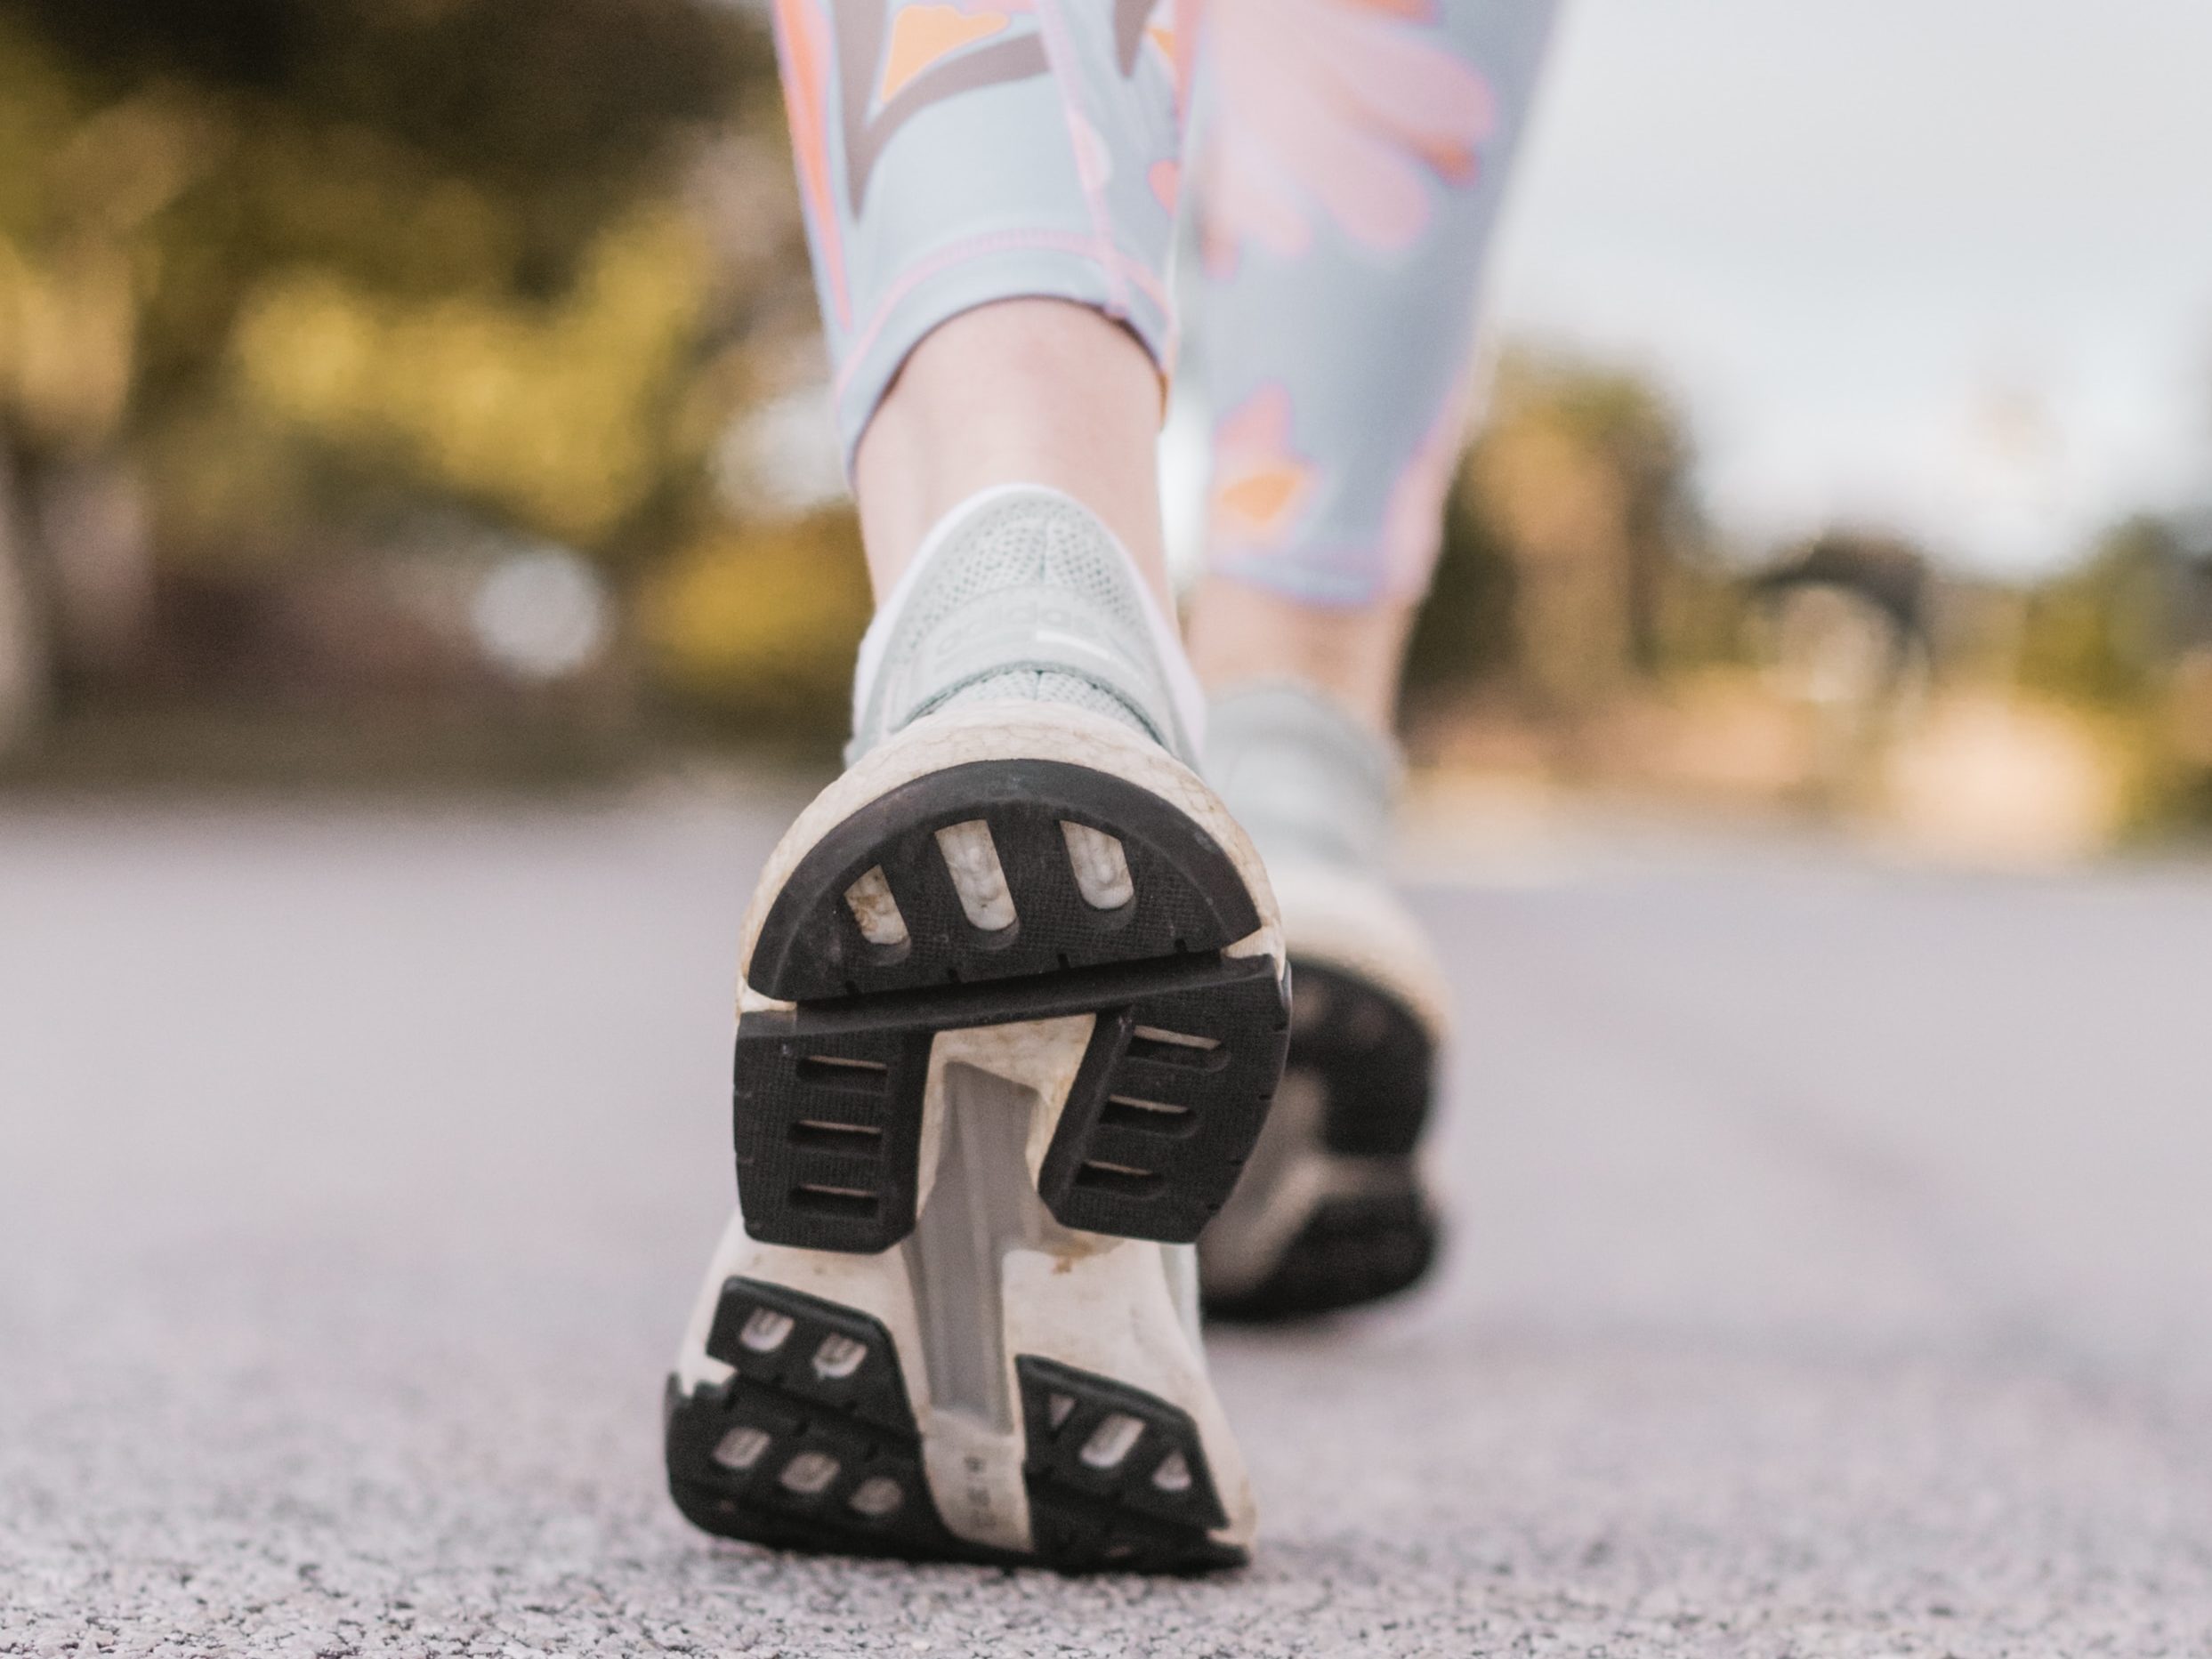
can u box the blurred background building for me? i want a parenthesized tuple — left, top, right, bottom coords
(1, 0, 2208, 860)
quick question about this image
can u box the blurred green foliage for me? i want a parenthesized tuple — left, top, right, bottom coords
(0, 0, 777, 555)
(2014, 514, 2212, 828)
(640, 509, 872, 744)
(1403, 351, 2212, 836)
(1406, 348, 1736, 713)
(2016, 517, 2188, 708)
(0, 0, 896, 761)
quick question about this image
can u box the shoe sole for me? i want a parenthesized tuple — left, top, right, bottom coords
(1199, 961, 1441, 1322)
(1199, 865, 1448, 1323)
(667, 705, 1289, 1570)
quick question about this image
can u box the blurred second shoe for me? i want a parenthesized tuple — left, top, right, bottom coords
(1198, 681, 1451, 1321)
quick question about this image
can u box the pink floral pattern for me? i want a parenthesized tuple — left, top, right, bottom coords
(1199, 0, 1498, 267)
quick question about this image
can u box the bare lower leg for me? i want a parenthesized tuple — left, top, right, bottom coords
(1184, 577, 1416, 735)
(851, 299, 1172, 611)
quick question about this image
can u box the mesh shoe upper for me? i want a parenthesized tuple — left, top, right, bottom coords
(850, 487, 1199, 764)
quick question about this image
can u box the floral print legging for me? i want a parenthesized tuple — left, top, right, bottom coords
(772, 0, 1560, 608)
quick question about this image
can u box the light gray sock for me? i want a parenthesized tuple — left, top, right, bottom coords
(1203, 681, 1401, 873)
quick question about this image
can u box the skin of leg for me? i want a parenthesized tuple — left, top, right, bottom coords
(1185, 579, 1414, 736)
(763, 2, 1190, 619)
(852, 298, 1174, 614)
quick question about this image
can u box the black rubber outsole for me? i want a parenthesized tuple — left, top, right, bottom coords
(734, 758, 1291, 1254)
(1202, 962, 1442, 1324)
(1203, 1188, 1441, 1324)
(666, 1278, 1246, 1574)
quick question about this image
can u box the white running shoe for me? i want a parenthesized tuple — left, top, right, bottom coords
(1197, 681, 1450, 1322)
(665, 488, 1288, 1570)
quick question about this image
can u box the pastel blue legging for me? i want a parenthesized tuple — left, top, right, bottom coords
(771, 0, 1559, 607)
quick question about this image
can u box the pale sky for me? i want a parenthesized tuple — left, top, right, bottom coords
(1483, 0, 2212, 575)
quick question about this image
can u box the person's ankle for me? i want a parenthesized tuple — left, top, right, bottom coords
(1183, 576, 1414, 737)
(852, 300, 1173, 611)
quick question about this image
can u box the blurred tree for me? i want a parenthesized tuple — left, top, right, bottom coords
(0, 0, 815, 759)
(2016, 516, 2186, 708)
(1401, 454, 1517, 704)
(1748, 531, 1934, 805)
(1404, 349, 1714, 721)
(640, 508, 873, 746)
(1752, 531, 1932, 648)
(2015, 513, 2212, 829)
(0, 442, 47, 746)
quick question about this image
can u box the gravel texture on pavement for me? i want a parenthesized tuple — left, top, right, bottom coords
(4, 789, 2209, 1656)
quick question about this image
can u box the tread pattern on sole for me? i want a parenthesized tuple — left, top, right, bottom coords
(747, 760, 1263, 1005)
(733, 756, 1289, 1255)
(666, 1282, 1247, 1573)
(735, 954, 1288, 1252)
(1015, 1356, 1244, 1574)
(1032, 970, 1288, 1241)
(665, 1279, 968, 1563)
(1296, 962, 1436, 1159)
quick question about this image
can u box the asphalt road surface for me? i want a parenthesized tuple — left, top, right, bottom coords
(4, 783, 2210, 1657)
